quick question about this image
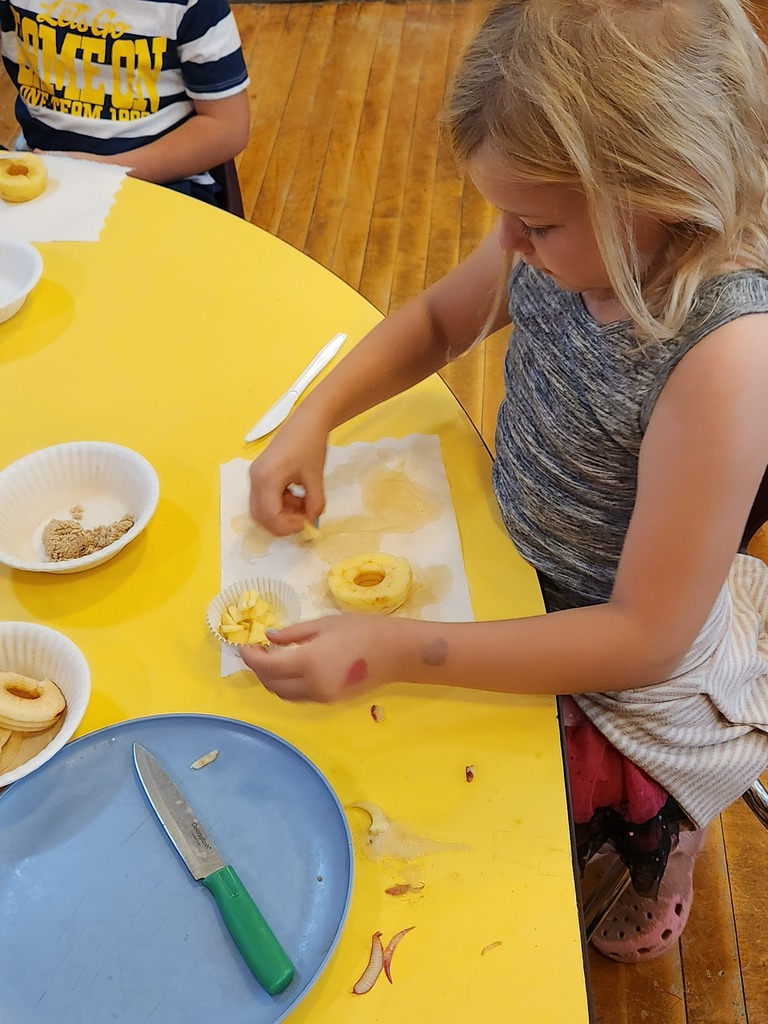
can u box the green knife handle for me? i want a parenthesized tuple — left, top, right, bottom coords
(202, 865, 295, 995)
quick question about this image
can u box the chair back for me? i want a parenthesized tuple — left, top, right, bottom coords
(210, 160, 245, 219)
(741, 467, 768, 551)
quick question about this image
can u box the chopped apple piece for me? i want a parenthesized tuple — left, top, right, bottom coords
(300, 520, 320, 542)
(248, 622, 268, 644)
(217, 589, 280, 646)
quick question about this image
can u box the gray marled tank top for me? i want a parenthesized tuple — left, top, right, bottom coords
(493, 264, 768, 611)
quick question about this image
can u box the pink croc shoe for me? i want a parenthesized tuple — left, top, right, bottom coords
(590, 827, 709, 963)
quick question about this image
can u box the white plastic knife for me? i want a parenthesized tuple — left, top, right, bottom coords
(245, 332, 347, 442)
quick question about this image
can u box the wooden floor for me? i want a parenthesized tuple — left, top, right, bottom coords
(2, 3, 767, 1021)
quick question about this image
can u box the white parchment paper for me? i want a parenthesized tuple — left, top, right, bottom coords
(1, 154, 128, 243)
(218, 435, 474, 676)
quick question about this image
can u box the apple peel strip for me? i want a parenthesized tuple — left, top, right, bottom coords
(383, 926, 415, 983)
(352, 931, 384, 994)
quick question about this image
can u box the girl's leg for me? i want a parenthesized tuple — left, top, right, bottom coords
(562, 695, 705, 959)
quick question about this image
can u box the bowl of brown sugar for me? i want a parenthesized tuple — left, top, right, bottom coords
(0, 441, 159, 573)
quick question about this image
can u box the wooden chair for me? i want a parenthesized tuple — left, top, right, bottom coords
(210, 159, 245, 219)
(583, 467, 768, 940)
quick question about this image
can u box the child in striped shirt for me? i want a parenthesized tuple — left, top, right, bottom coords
(0, 0, 249, 205)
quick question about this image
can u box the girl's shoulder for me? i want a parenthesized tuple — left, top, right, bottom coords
(639, 268, 768, 430)
(692, 267, 768, 321)
(676, 267, 768, 352)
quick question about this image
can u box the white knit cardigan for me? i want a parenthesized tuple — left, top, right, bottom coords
(575, 554, 768, 827)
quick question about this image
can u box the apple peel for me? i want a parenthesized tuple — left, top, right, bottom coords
(352, 930, 384, 994)
(383, 926, 415, 983)
(349, 800, 391, 835)
(385, 882, 425, 896)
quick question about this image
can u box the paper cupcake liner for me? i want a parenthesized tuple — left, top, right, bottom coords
(0, 621, 91, 787)
(206, 577, 302, 649)
(0, 440, 159, 574)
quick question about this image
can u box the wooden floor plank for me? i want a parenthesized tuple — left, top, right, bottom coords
(681, 820, 747, 1024)
(236, 3, 312, 222)
(590, 944, 689, 1024)
(331, 3, 407, 295)
(424, 1, 489, 425)
(233, 2, 293, 191)
(247, 3, 338, 235)
(423, 0, 482, 291)
(358, 1, 431, 312)
(422, 13, 468, 289)
(231, 5, 265, 71)
(276, 3, 364, 254)
(388, 1, 453, 311)
(302, 2, 385, 272)
(723, 783, 768, 1024)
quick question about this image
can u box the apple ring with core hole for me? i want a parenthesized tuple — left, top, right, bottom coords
(328, 553, 412, 614)
(0, 671, 66, 732)
(0, 154, 48, 203)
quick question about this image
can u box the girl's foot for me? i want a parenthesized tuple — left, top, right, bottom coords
(589, 827, 709, 963)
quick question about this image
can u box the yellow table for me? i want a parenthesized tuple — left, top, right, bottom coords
(0, 179, 591, 1023)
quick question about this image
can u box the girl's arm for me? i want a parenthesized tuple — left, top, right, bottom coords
(54, 92, 251, 184)
(281, 223, 512, 436)
(242, 313, 768, 700)
(249, 224, 512, 533)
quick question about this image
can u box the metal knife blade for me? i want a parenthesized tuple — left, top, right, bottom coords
(133, 743, 295, 995)
(244, 331, 346, 442)
(134, 742, 225, 880)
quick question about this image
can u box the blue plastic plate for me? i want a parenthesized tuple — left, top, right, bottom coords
(0, 714, 354, 1023)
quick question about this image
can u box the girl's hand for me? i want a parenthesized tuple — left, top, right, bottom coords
(239, 615, 396, 702)
(249, 417, 329, 536)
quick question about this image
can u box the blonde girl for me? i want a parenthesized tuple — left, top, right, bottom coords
(244, 0, 768, 961)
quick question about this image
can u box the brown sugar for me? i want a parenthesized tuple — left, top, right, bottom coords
(42, 512, 135, 561)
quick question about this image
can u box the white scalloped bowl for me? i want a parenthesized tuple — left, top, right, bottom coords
(0, 441, 160, 573)
(0, 622, 91, 787)
(206, 577, 302, 651)
(0, 239, 43, 324)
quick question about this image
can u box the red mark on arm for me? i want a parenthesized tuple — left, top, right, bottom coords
(345, 658, 369, 686)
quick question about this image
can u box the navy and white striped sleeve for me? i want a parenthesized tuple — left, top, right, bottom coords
(177, 0, 248, 100)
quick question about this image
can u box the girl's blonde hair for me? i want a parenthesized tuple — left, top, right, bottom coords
(446, 0, 768, 344)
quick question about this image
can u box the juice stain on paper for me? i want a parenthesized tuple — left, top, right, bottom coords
(230, 457, 453, 614)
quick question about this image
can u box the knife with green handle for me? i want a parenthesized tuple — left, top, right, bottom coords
(132, 742, 296, 996)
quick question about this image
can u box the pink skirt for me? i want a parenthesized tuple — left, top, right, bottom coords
(561, 695, 686, 896)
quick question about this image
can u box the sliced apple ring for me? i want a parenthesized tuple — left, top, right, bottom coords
(0, 671, 66, 732)
(328, 553, 412, 614)
(0, 153, 48, 203)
